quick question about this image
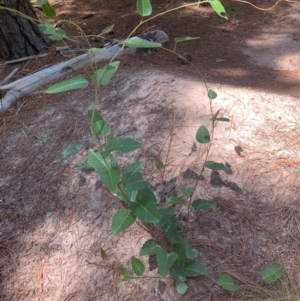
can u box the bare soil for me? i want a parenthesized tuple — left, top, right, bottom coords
(1, 1, 300, 301)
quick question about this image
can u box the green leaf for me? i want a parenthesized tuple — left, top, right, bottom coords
(131, 257, 145, 276)
(125, 37, 161, 48)
(122, 172, 149, 191)
(136, 0, 152, 16)
(101, 24, 114, 34)
(168, 197, 186, 205)
(175, 281, 188, 295)
(120, 267, 132, 281)
(88, 109, 111, 137)
(42, 2, 56, 18)
(261, 264, 285, 284)
(124, 161, 145, 175)
(174, 36, 200, 43)
(296, 166, 300, 174)
(170, 266, 187, 283)
(196, 125, 210, 144)
(130, 196, 160, 223)
(156, 249, 178, 277)
(154, 156, 164, 171)
(140, 239, 162, 256)
(215, 117, 230, 122)
(211, 110, 220, 122)
(204, 161, 226, 171)
(218, 274, 236, 292)
(182, 261, 208, 277)
(174, 238, 198, 264)
(88, 150, 121, 191)
(46, 75, 88, 94)
(87, 48, 106, 55)
(167, 225, 181, 244)
(179, 185, 196, 196)
(192, 199, 216, 212)
(208, 89, 218, 99)
(37, 0, 48, 5)
(74, 161, 91, 170)
(53, 144, 80, 162)
(111, 209, 136, 235)
(102, 137, 142, 157)
(209, 0, 228, 20)
(91, 61, 120, 86)
(100, 248, 107, 260)
(38, 23, 66, 40)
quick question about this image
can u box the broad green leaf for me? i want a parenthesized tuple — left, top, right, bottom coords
(208, 89, 218, 99)
(88, 109, 111, 137)
(175, 281, 188, 295)
(156, 209, 176, 231)
(174, 36, 200, 43)
(261, 264, 285, 284)
(137, 187, 157, 202)
(38, 23, 66, 40)
(156, 249, 178, 277)
(296, 166, 300, 174)
(136, 0, 152, 16)
(204, 161, 226, 171)
(87, 48, 106, 55)
(196, 125, 210, 144)
(209, 0, 228, 20)
(215, 117, 230, 122)
(167, 225, 181, 244)
(100, 248, 107, 260)
(168, 197, 186, 205)
(218, 274, 236, 292)
(53, 144, 80, 162)
(91, 61, 120, 86)
(88, 150, 121, 191)
(140, 239, 162, 256)
(174, 238, 198, 263)
(37, 0, 48, 5)
(74, 161, 91, 169)
(182, 261, 208, 277)
(124, 161, 145, 175)
(154, 156, 164, 171)
(192, 199, 216, 212)
(130, 196, 160, 223)
(170, 266, 187, 283)
(125, 37, 161, 48)
(122, 172, 149, 191)
(111, 209, 136, 235)
(131, 257, 145, 276)
(179, 185, 195, 196)
(102, 137, 141, 157)
(42, 2, 56, 18)
(120, 267, 132, 281)
(46, 75, 88, 94)
(101, 24, 114, 34)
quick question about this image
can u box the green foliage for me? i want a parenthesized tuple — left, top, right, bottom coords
(131, 257, 145, 276)
(196, 125, 210, 144)
(261, 264, 285, 284)
(41, 0, 284, 296)
(137, 0, 152, 16)
(192, 199, 216, 212)
(218, 274, 236, 292)
(46, 75, 88, 93)
(53, 144, 80, 162)
(111, 209, 136, 235)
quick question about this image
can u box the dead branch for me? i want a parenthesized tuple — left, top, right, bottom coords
(0, 30, 169, 112)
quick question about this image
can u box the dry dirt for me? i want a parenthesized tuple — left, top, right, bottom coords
(1, 0, 300, 301)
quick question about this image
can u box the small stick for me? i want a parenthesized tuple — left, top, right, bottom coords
(0, 68, 19, 85)
(4, 54, 48, 65)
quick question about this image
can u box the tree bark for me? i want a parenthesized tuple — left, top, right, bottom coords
(0, 0, 50, 59)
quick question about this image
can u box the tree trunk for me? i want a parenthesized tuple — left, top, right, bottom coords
(0, 0, 50, 59)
